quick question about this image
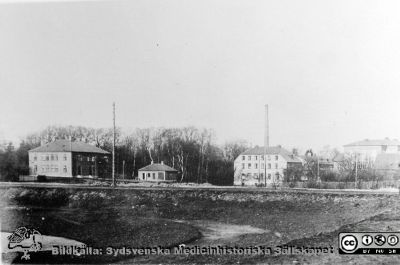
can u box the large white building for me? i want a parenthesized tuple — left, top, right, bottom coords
(343, 138, 400, 164)
(234, 145, 302, 186)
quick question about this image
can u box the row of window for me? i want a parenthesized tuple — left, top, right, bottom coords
(242, 172, 280, 181)
(141, 172, 164, 180)
(33, 165, 68, 173)
(76, 155, 96, 162)
(34, 153, 68, 161)
(242, 163, 279, 170)
(242, 155, 279, 161)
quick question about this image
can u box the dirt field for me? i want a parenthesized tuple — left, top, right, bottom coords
(1, 185, 400, 264)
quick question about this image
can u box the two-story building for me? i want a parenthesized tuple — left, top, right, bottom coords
(344, 138, 400, 167)
(233, 145, 302, 186)
(28, 140, 110, 179)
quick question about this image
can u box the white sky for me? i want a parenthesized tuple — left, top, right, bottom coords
(1, 0, 400, 151)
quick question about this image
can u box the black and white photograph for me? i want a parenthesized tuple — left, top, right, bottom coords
(1, 0, 400, 264)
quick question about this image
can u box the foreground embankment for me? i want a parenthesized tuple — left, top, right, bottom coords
(1, 185, 399, 264)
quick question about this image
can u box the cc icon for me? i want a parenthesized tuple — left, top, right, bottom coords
(341, 235, 358, 252)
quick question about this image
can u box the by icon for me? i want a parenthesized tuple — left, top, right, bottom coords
(362, 235, 373, 246)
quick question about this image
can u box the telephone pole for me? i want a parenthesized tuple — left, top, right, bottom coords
(264, 104, 269, 187)
(112, 102, 116, 187)
(355, 153, 358, 189)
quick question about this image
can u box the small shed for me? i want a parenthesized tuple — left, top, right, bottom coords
(138, 162, 178, 182)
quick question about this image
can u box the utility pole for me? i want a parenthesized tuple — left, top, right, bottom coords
(317, 156, 320, 182)
(112, 102, 116, 187)
(122, 160, 125, 180)
(264, 104, 269, 187)
(355, 153, 358, 189)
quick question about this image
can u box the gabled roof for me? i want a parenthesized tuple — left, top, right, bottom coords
(344, 138, 400, 147)
(138, 163, 178, 172)
(29, 140, 109, 154)
(239, 146, 302, 163)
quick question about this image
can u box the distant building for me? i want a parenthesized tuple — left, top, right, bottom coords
(344, 138, 400, 163)
(233, 145, 303, 186)
(374, 153, 400, 179)
(28, 140, 110, 178)
(138, 161, 178, 182)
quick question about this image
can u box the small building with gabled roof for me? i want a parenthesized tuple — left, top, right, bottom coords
(28, 139, 110, 178)
(138, 161, 178, 182)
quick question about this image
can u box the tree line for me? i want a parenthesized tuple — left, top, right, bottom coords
(0, 125, 249, 185)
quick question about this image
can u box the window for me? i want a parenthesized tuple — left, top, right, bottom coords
(248, 156, 251, 161)
(50, 154, 54, 161)
(34, 155, 37, 161)
(268, 173, 271, 179)
(55, 155, 58, 161)
(275, 155, 279, 161)
(242, 156, 245, 161)
(275, 163, 278, 169)
(276, 172, 280, 180)
(64, 154, 67, 161)
(142, 173, 145, 179)
(248, 163, 252, 169)
(255, 156, 258, 161)
(41, 155, 45, 161)
(152, 173, 156, 179)
(242, 163, 245, 169)
(261, 156, 264, 161)
(92, 156, 95, 162)
(255, 163, 258, 169)
(268, 163, 271, 169)
(63, 166, 67, 173)
(45, 155, 49, 161)
(261, 163, 264, 169)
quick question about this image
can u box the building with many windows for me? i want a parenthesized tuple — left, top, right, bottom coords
(28, 140, 110, 178)
(233, 145, 302, 186)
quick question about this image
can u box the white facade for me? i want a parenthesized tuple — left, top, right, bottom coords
(28, 151, 72, 178)
(234, 154, 287, 186)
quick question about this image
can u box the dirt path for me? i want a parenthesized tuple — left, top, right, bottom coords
(174, 220, 269, 246)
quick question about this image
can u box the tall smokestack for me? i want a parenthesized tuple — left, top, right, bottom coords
(265, 104, 269, 148)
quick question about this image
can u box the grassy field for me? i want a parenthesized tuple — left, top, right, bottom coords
(1, 186, 400, 264)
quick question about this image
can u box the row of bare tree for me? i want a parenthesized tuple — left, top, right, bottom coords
(1, 125, 249, 184)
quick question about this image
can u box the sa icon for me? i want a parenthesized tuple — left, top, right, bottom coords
(341, 235, 358, 252)
(362, 235, 373, 246)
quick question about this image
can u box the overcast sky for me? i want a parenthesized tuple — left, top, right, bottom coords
(1, 0, 400, 151)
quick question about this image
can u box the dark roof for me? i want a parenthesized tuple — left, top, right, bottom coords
(344, 138, 400, 147)
(239, 146, 302, 163)
(29, 140, 109, 154)
(138, 163, 178, 172)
